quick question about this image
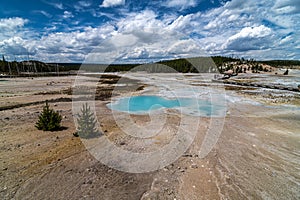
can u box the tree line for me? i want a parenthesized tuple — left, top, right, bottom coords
(1, 56, 299, 75)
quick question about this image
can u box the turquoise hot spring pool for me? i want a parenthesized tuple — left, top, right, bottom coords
(107, 95, 226, 117)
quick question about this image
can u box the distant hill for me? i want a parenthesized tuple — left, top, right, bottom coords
(1, 56, 299, 75)
(258, 60, 300, 68)
(0, 60, 61, 75)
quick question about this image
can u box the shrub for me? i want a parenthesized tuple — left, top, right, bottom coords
(75, 103, 99, 138)
(36, 101, 62, 131)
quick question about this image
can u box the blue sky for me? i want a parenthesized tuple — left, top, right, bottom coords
(0, 0, 299, 63)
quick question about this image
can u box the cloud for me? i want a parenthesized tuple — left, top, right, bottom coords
(0, 37, 29, 55)
(63, 11, 74, 19)
(165, 0, 197, 10)
(43, 1, 64, 9)
(167, 14, 194, 30)
(100, 0, 125, 8)
(117, 10, 162, 32)
(1, 21, 117, 62)
(0, 17, 28, 30)
(228, 25, 272, 41)
(182, 0, 300, 59)
(27, 25, 116, 62)
(55, 3, 64, 9)
(39, 10, 52, 18)
(84, 10, 203, 63)
(273, 0, 300, 14)
(223, 25, 273, 51)
(78, 0, 92, 7)
(0, 17, 29, 42)
(1, 0, 299, 62)
(74, 1, 93, 11)
(32, 10, 52, 18)
(50, 2, 64, 10)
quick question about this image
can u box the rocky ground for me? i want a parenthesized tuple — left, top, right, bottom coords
(0, 73, 299, 199)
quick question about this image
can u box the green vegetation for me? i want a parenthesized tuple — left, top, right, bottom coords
(75, 103, 99, 139)
(35, 101, 62, 131)
(260, 60, 300, 67)
(211, 56, 240, 67)
(1, 56, 299, 75)
(0, 58, 62, 75)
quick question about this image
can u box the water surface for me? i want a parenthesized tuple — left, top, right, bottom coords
(107, 95, 226, 117)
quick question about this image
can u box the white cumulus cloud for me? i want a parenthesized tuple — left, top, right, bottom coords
(63, 11, 74, 19)
(0, 17, 29, 43)
(0, 36, 28, 55)
(228, 25, 272, 41)
(0, 17, 28, 30)
(100, 0, 125, 8)
(1, 0, 299, 62)
(223, 25, 273, 51)
(84, 10, 203, 63)
(165, 0, 197, 10)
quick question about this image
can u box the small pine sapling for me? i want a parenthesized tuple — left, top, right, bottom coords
(36, 101, 62, 131)
(75, 103, 99, 138)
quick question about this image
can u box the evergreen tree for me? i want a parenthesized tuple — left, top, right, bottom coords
(1, 55, 6, 72)
(36, 101, 62, 131)
(75, 103, 99, 138)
